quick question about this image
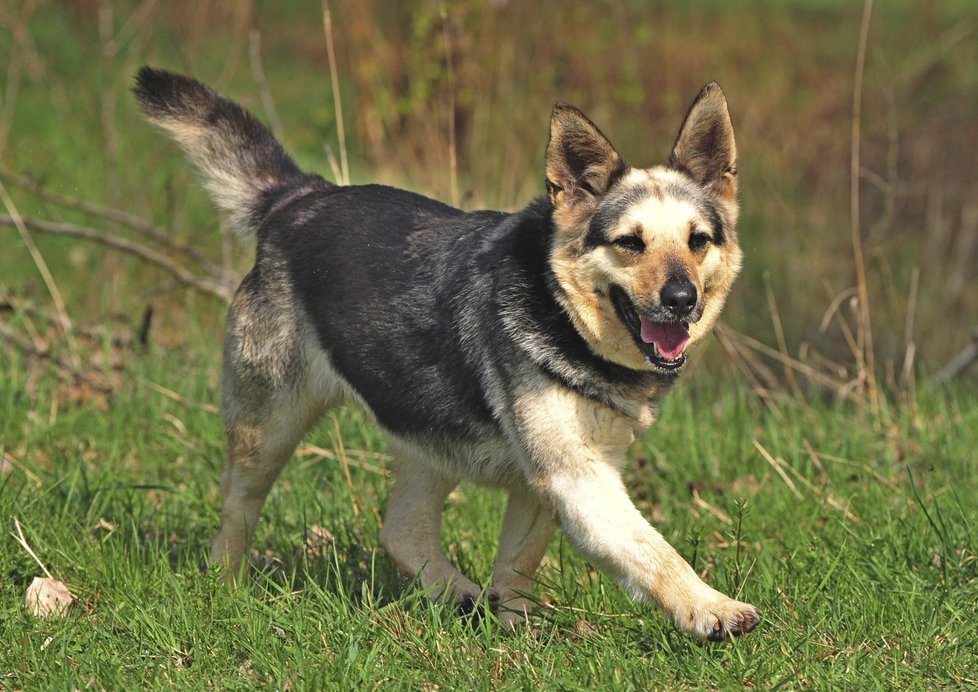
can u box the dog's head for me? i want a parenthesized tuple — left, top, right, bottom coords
(547, 83, 743, 373)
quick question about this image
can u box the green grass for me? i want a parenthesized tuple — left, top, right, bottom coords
(2, 1, 977, 688)
(2, 345, 976, 688)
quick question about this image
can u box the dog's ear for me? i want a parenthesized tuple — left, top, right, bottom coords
(670, 83, 737, 201)
(546, 104, 625, 212)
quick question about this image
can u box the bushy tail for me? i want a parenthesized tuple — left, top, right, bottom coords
(133, 66, 308, 238)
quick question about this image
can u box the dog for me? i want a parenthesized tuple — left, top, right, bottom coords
(134, 66, 758, 641)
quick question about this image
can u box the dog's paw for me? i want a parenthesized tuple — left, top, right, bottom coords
(454, 592, 481, 616)
(680, 594, 760, 642)
(489, 590, 536, 629)
(454, 591, 498, 628)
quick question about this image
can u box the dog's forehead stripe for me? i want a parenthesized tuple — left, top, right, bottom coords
(585, 171, 726, 248)
(628, 195, 700, 242)
(658, 179, 725, 245)
(643, 167, 726, 245)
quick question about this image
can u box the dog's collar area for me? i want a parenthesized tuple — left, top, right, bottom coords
(610, 285, 689, 371)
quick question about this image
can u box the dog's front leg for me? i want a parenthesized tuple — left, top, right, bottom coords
(515, 387, 759, 641)
(545, 463, 758, 640)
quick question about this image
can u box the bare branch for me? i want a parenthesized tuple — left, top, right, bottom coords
(0, 213, 234, 304)
(0, 166, 226, 277)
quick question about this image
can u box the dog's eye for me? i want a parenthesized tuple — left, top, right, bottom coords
(612, 235, 645, 253)
(688, 232, 711, 251)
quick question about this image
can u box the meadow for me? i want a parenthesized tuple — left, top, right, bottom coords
(1, 1, 976, 688)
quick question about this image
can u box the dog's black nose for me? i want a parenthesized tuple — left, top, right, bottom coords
(661, 277, 697, 318)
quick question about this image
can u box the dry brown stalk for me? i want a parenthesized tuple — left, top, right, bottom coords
(322, 0, 350, 186)
(248, 29, 283, 141)
(849, 0, 879, 411)
(715, 323, 848, 394)
(0, 180, 80, 365)
(764, 273, 799, 396)
(331, 418, 361, 517)
(136, 377, 220, 415)
(440, 1, 460, 208)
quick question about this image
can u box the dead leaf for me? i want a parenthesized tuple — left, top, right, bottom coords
(304, 525, 335, 558)
(25, 576, 75, 617)
(94, 518, 116, 533)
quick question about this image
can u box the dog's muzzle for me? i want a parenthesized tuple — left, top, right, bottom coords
(610, 285, 691, 371)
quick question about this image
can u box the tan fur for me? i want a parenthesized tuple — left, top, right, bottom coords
(513, 384, 758, 639)
(379, 447, 482, 602)
(550, 168, 743, 371)
(551, 244, 650, 370)
(490, 486, 557, 625)
(145, 115, 287, 238)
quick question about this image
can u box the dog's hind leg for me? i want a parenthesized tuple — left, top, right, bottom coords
(210, 401, 313, 579)
(379, 447, 482, 612)
(210, 296, 330, 578)
(491, 486, 556, 626)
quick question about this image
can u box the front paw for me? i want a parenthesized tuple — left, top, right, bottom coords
(680, 592, 760, 642)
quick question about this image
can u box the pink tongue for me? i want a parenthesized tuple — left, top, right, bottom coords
(639, 319, 689, 361)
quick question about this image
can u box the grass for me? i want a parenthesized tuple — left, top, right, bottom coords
(1, 1, 977, 688)
(2, 345, 976, 688)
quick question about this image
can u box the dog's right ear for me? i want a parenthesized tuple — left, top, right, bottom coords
(546, 104, 626, 215)
(669, 83, 737, 202)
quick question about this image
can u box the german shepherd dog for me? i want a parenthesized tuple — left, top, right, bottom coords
(134, 67, 758, 641)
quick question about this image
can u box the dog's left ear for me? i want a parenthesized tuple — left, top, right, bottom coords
(546, 103, 626, 212)
(670, 83, 737, 200)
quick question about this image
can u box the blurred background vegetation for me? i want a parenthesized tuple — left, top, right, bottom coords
(1, 0, 976, 396)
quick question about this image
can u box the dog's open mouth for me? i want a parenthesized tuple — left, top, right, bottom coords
(610, 285, 689, 370)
